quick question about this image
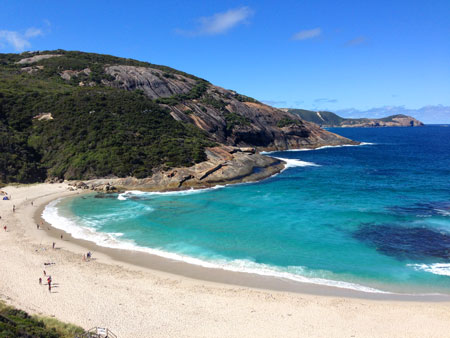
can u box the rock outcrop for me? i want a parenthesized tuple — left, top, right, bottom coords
(340, 115, 424, 127)
(101, 65, 357, 150)
(83, 146, 285, 192)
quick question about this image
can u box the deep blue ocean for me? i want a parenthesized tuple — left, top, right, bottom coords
(43, 126, 450, 294)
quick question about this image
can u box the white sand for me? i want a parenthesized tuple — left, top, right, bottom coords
(0, 183, 449, 338)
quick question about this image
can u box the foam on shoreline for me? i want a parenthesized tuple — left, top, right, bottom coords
(42, 197, 390, 294)
(118, 185, 226, 200)
(261, 142, 375, 155)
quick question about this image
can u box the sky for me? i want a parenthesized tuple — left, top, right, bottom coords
(1, 0, 449, 123)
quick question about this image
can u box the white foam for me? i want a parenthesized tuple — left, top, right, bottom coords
(273, 157, 320, 168)
(287, 142, 375, 152)
(118, 185, 225, 200)
(42, 199, 130, 247)
(435, 209, 450, 217)
(42, 198, 388, 294)
(261, 142, 375, 155)
(408, 263, 450, 276)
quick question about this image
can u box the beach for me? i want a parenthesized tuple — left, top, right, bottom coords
(1, 183, 449, 338)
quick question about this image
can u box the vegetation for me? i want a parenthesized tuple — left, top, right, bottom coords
(276, 117, 303, 128)
(379, 114, 408, 122)
(288, 109, 344, 126)
(0, 301, 84, 338)
(2, 50, 204, 81)
(224, 112, 251, 132)
(234, 93, 259, 103)
(0, 52, 215, 183)
(155, 79, 209, 106)
(201, 95, 227, 110)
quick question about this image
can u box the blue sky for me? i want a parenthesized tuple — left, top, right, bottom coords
(1, 1, 449, 122)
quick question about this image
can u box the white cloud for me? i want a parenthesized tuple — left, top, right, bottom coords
(292, 28, 321, 40)
(25, 27, 43, 38)
(314, 98, 338, 104)
(261, 100, 287, 107)
(177, 7, 253, 36)
(345, 36, 367, 46)
(0, 27, 44, 51)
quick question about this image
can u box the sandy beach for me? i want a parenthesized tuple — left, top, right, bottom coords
(0, 183, 449, 338)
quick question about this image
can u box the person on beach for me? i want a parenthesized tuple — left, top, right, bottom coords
(52, 242, 55, 249)
(39, 277, 42, 285)
(12, 205, 15, 212)
(43, 270, 46, 276)
(37, 223, 39, 230)
(3, 226, 6, 232)
(60, 234, 63, 240)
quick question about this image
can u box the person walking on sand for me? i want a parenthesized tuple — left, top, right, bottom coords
(3, 226, 6, 232)
(60, 234, 63, 240)
(12, 205, 15, 212)
(52, 242, 55, 249)
(43, 270, 46, 276)
(39, 277, 42, 285)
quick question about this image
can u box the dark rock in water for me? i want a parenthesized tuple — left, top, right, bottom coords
(94, 193, 118, 199)
(388, 201, 450, 217)
(353, 224, 450, 260)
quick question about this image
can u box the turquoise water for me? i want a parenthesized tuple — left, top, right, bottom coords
(44, 126, 450, 294)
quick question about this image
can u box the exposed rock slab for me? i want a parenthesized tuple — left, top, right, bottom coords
(16, 54, 61, 64)
(83, 147, 285, 192)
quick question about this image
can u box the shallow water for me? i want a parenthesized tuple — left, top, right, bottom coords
(44, 126, 450, 294)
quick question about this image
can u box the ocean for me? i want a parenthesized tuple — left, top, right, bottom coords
(43, 126, 450, 294)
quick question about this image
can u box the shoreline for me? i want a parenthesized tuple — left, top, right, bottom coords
(1, 184, 450, 337)
(38, 192, 449, 301)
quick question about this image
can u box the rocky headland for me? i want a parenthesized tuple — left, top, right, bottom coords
(1, 50, 358, 190)
(285, 109, 424, 128)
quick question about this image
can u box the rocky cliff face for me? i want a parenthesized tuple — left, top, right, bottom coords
(100, 65, 356, 150)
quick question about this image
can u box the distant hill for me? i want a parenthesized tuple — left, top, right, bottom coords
(0, 50, 354, 184)
(285, 109, 424, 128)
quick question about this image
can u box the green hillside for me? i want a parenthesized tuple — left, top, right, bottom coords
(0, 51, 214, 184)
(287, 109, 344, 126)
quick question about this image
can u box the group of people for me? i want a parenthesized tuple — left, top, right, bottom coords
(39, 272, 53, 292)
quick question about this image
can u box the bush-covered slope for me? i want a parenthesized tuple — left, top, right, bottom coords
(0, 301, 84, 338)
(286, 109, 344, 126)
(0, 57, 213, 183)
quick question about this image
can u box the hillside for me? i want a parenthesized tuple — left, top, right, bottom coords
(286, 109, 424, 128)
(0, 50, 356, 186)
